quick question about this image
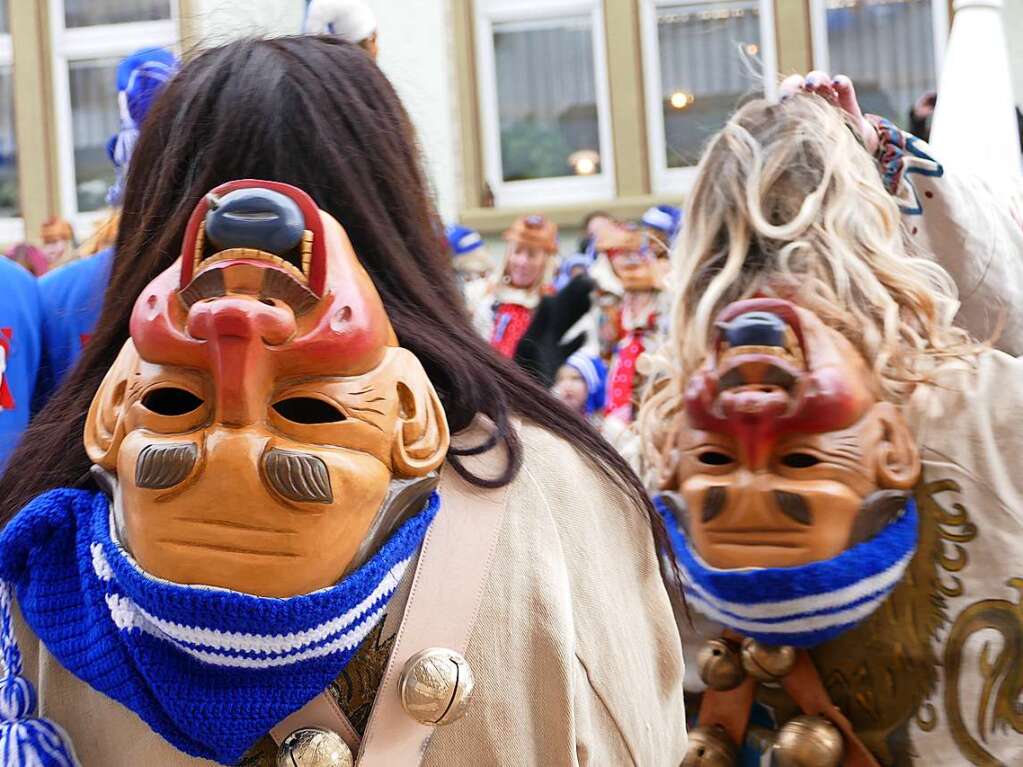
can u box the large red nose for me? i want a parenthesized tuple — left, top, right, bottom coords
(186, 296, 296, 346)
(186, 296, 297, 425)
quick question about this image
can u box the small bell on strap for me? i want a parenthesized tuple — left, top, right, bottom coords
(697, 638, 744, 691)
(0, 582, 80, 766)
(681, 725, 738, 767)
(772, 715, 844, 767)
(740, 637, 796, 683)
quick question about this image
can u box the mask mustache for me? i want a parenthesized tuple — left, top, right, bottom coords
(135, 443, 199, 489)
(263, 448, 333, 504)
(703, 486, 727, 523)
(773, 490, 813, 526)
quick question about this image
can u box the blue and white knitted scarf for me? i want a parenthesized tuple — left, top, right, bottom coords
(657, 496, 918, 648)
(0, 488, 439, 766)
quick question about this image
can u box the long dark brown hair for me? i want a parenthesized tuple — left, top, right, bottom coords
(0, 37, 671, 570)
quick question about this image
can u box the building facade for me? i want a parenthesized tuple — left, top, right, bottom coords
(1, 0, 1020, 247)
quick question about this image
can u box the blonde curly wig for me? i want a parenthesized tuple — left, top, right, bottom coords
(637, 94, 979, 485)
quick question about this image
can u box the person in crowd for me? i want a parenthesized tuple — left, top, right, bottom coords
(445, 222, 491, 303)
(596, 222, 670, 437)
(640, 75, 1023, 766)
(0, 258, 41, 469)
(305, 0, 379, 59)
(0, 37, 686, 767)
(640, 204, 683, 260)
(552, 351, 607, 425)
(39, 216, 75, 270)
(36, 47, 178, 403)
(3, 243, 49, 277)
(576, 209, 613, 255)
(476, 213, 560, 357)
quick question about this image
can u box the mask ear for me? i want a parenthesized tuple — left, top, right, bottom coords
(391, 351, 450, 477)
(873, 402, 921, 490)
(84, 341, 138, 471)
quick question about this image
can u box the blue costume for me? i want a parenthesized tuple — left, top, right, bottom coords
(36, 248, 114, 401)
(0, 259, 42, 469)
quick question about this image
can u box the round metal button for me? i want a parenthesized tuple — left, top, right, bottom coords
(398, 647, 475, 726)
(276, 727, 353, 767)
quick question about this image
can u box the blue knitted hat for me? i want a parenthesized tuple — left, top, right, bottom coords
(640, 204, 683, 244)
(445, 224, 485, 257)
(565, 353, 607, 415)
(106, 48, 178, 205)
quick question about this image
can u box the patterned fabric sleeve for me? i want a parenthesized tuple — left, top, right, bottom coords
(867, 114, 1023, 355)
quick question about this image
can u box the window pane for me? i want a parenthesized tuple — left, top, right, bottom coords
(825, 0, 936, 127)
(0, 0, 8, 35)
(0, 66, 17, 218)
(64, 0, 171, 28)
(657, 1, 762, 168)
(493, 17, 602, 182)
(69, 59, 120, 213)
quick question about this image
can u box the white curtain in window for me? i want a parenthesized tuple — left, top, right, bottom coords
(657, 1, 762, 167)
(69, 59, 120, 212)
(63, 0, 171, 29)
(493, 17, 601, 181)
(824, 0, 936, 126)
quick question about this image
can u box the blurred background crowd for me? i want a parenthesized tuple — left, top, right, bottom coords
(0, 0, 1022, 468)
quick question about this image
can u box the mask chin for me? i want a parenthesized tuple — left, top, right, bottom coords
(91, 465, 132, 551)
(92, 463, 439, 585)
(344, 473, 440, 577)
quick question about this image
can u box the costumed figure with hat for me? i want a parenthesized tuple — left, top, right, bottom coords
(475, 214, 559, 358)
(595, 222, 671, 457)
(639, 80, 1023, 767)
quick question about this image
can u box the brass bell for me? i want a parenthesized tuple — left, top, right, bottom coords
(681, 725, 738, 767)
(740, 638, 796, 682)
(772, 715, 844, 767)
(398, 647, 475, 725)
(276, 727, 353, 767)
(697, 638, 744, 691)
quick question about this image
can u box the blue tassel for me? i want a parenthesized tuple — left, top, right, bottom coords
(0, 582, 79, 766)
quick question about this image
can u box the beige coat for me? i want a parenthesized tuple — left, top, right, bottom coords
(17, 422, 688, 766)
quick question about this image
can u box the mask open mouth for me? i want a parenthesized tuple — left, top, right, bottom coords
(712, 300, 807, 399)
(179, 187, 321, 315)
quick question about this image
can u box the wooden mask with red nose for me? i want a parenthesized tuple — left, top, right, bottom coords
(85, 181, 449, 597)
(662, 298, 920, 569)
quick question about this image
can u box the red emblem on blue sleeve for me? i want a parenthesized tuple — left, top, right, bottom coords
(0, 327, 14, 411)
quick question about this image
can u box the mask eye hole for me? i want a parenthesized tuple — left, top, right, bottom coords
(272, 397, 346, 424)
(781, 452, 821, 469)
(141, 387, 204, 416)
(698, 451, 733, 466)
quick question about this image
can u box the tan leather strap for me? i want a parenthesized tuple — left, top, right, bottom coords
(270, 690, 361, 753)
(781, 651, 880, 767)
(356, 434, 511, 765)
(697, 678, 756, 746)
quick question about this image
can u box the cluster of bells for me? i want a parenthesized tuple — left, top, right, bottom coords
(682, 638, 846, 767)
(276, 648, 474, 767)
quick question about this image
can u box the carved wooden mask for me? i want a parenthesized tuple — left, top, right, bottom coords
(663, 298, 920, 569)
(85, 180, 449, 597)
(596, 223, 660, 292)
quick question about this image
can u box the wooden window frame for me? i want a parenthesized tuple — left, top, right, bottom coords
(473, 0, 617, 208)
